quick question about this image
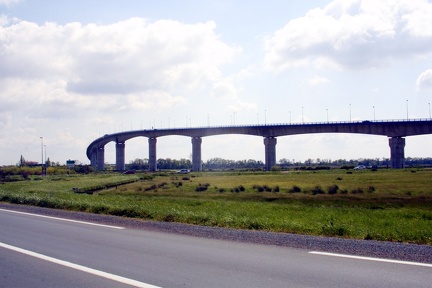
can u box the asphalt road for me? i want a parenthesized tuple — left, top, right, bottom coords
(0, 206, 431, 288)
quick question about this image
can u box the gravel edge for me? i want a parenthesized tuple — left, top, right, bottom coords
(1, 203, 431, 264)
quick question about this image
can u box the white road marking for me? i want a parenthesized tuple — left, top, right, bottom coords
(310, 251, 432, 268)
(0, 208, 124, 229)
(0, 242, 161, 288)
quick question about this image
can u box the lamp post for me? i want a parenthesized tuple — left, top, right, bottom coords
(429, 103, 431, 119)
(373, 106, 375, 121)
(302, 107, 304, 123)
(349, 104, 351, 122)
(40, 137, 44, 176)
(326, 109, 328, 123)
(406, 100, 409, 120)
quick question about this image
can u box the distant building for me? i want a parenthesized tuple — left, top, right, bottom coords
(66, 159, 77, 167)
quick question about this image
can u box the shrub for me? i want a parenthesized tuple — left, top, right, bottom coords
(351, 188, 364, 194)
(144, 184, 157, 191)
(252, 185, 264, 192)
(288, 185, 301, 193)
(368, 186, 375, 193)
(327, 184, 339, 195)
(172, 181, 182, 188)
(158, 182, 168, 188)
(272, 185, 280, 192)
(340, 188, 348, 194)
(341, 165, 355, 170)
(310, 185, 325, 195)
(195, 183, 210, 192)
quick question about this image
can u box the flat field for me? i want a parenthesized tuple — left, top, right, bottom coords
(1, 169, 431, 244)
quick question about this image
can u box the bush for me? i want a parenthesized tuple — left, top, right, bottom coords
(157, 182, 168, 188)
(195, 183, 210, 192)
(144, 184, 157, 191)
(340, 188, 348, 194)
(310, 185, 325, 195)
(172, 181, 182, 188)
(351, 188, 364, 194)
(341, 165, 355, 170)
(288, 185, 301, 193)
(327, 184, 339, 195)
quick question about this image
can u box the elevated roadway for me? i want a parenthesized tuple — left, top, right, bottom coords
(86, 119, 432, 171)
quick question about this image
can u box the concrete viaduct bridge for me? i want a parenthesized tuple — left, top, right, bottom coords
(86, 119, 432, 171)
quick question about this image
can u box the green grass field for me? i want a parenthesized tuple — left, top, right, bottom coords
(1, 169, 431, 244)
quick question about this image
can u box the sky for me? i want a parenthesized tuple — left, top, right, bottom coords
(1, 0, 432, 166)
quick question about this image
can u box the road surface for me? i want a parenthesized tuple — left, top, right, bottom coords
(0, 205, 431, 287)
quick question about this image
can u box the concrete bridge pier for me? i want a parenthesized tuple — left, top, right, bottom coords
(97, 146, 105, 171)
(192, 137, 202, 171)
(91, 148, 98, 170)
(389, 137, 405, 169)
(264, 137, 277, 171)
(116, 142, 125, 171)
(148, 137, 157, 171)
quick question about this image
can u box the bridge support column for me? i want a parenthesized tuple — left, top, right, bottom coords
(192, 137, 202, 171)
(148, 137, 157, 172)
(97, 147, 105, 171)
(264, 137, 277, 171)
(91, 148, 98, 170)
(116, 142, 125, 171)
(389, 137, 405, 169)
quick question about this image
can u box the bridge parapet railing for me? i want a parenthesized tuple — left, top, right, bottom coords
(169, 118, 432, 130)
(99, 118, 432, 136)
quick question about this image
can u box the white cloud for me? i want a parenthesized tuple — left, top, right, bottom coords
(416, 69, 432, 91)
(264, 0, 432, 72)
(0, 0, 21, 6)
(0, 18, 239, 120)
(212, 80, 239, 100)
(226, 101, 257, 114)
(307, 75, 330, 86)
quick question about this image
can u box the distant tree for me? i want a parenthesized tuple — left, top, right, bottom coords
(19, 155, 25, 167)
(127, 158, 149, 170)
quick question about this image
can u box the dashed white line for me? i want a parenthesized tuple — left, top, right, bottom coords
(309, 251, 432, 268)
(0, 242, 161, 288)
(0, 208, 124, 229)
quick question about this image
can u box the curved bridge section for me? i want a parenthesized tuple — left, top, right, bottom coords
(86, 119, 432, 171)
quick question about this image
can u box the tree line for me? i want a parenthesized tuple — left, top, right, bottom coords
(126, 157, 432, 170)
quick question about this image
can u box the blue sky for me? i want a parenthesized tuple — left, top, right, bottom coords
(1, 0, 432, 166)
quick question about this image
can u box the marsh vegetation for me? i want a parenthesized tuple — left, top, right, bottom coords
(1, 169, 431, 244)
